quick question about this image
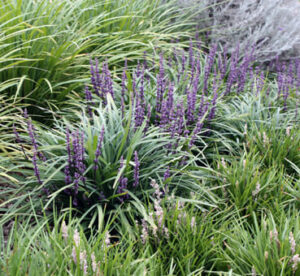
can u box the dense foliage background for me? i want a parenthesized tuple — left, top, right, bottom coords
(0, 0, 299, 275)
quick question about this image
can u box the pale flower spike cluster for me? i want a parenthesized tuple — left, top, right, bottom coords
(269, 228, 299, 273)
(61, 221, 108, 275)
(138, 179, 197, 244)
(289, 232, 300, 274)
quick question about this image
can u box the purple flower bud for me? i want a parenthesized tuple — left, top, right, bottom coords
(208, 90, 218, 121)
(134, 94, 145, 129)
(203, 44, 217, 95)
(32, 151, 42, 185)
(198, 93, 205, 118)
(121, 96, 125, 119)
(139, 66, 146, 110)
(160, 99, 168, 128)
(156, 53, 166, 120)
(166, 82, 174, 111)
(118, 173, 128, 202)
(65, 127, 72, 164)
(64, 165, 72, 185)
(93, 126, 105, 170)
(24, 109, 46, 162)
(13, 125, 20, 143)
(163, 166, 170, 181)
(174, 100, 185, 136)
(90, 59, 101, 97)
(23, 108, 29, 119)
(98, 191, 106, 201)
(104, 60, 114, 99)
(225, 44, 240, 95)
(237, 51, 251, 94)
(189, 120, 203, 148)
(71, 130, 86, 186)
(84, 85, 94, 118)
(186, 85, 197, 124)
(13, 124, 27, 158)
(136, 61, 141, 78)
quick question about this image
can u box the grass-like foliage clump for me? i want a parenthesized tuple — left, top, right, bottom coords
(0, 0, 299, 274)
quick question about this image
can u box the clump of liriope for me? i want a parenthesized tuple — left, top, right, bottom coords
(85, 41, 299, 163)
(0, 213, 155, 275)
(5, 95, 213, 228)
(60, 221, 111, 275)
(205, 92, 298, 181)
(127, 179, 231, 275)
(0, 0, 196, 114)
(221, 211, 300, 275)
(246, 124, 300, 176)
(214, 150, 292, 216)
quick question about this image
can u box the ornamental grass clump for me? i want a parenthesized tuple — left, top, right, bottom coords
(214, 151, 290, 216)
(247, 125, 300, 176)
(221, 212, 300, 275)
(0, 0, 196, 114)
(4, 96, 206, 224)
(87, 41, 299, 154)
(130, 180, 231, 274)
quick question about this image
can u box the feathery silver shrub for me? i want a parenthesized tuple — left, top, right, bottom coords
(178, 0, 300, 62)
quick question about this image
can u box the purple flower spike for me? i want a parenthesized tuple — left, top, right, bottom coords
(32, 151, 42, 185)
(163, 166, 170, 181)
(136, 61, 141, 78)
(156, 53, 166, 119)
(187, 83, 197, 124)
(198, 93, 205, 118)
(23, 108, 29, 119)
(93, 126, 105, 170)
(13, 124, 21, 143)
(84, 85, 94, 118)
(64, 127, 73, 188)
(160, 99, 168, 128)
(90, 59, 101, 97)
(225, 44, 240, 95)
(118, 177, 128, 202)
(133, 151, 140, 188)
(71, 130, 86, 186)
(13, 124, 27, 158)
(64, 165, 72, 185)
(166, 82, 174, 111)
(189, 119, 204, 148)
(139, 65, 146, 110)
(203, 44, 217, 95)
(175, 101, 185, 136)
(24, 109, 46, 162)
(134, 95, 145, 129)
(117, 156, 128, 201)
(143, 52, 148, 70)
(104, 60, 114, 99)
(65, 127, 72, 164)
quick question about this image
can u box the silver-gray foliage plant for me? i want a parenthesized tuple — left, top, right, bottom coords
(179, 0, 300, 62)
